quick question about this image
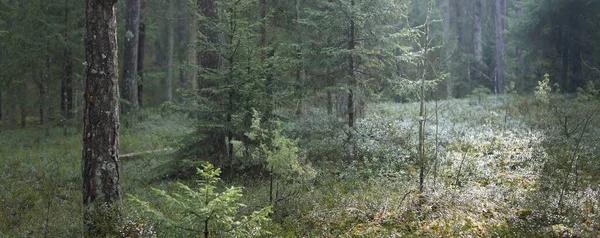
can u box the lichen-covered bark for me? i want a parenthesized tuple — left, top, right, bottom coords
(123, 0, 140, 112)
(82, 0, 121, 236)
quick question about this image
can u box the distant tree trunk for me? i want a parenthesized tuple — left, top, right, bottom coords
(262, 0, 274, 122)
(82, 0, 121, 236)
(0, 89, 3, 125)
(123, 0, 140, 113)
(137, 0, 146, 108)
(197, 0, 220, 74)
(294, 0, 307, 117)
(166, 0, 175, 102)
(19, 83, 26, 128)
(20, 104, 26, 128)
(494, 0, 506, 94)
(473, 0, 482, 64)
(348, 0, 355, 129)
(569, 14, 583, 91)
(40, 48, 50, 125)
(443, 0, 453, 98)
(177, 0, 188, 88)
(62, 0, 74, 135)
(9, 92, 16, 128)
(326, 0, 334, 114)
(187, 9, 198, 91)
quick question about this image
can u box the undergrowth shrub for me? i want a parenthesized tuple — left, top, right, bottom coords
(514, 74, 600, 236)
(128, 163, 272, 237)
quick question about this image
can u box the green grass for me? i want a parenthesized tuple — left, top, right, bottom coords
(0, 113, 191, 237)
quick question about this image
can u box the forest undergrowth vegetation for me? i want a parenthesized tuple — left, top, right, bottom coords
(1, 93, 599, 237)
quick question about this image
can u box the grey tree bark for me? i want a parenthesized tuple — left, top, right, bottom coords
(82, 0, 121, 235)
(123, 0, 140, 112)
(494, 0, 506, 94)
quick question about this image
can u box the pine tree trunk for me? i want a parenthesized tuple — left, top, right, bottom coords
(82, 0, 121, 235)
(137, 1, 146, 108)
(494, 0, 506, 94)
(123, 0, 140, 112)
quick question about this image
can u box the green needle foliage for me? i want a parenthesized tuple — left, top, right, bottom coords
(233, 109, 316, 204)
(128, 163, 271, 237)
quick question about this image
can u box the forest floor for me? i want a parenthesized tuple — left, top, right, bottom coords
(0, 96, 598, 237)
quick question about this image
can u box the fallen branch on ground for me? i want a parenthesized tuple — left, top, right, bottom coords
(121, 148, 173, 159)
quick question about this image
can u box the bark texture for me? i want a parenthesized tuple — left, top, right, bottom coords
(82, 0, 121, 236)
(123, 0, 140, 112)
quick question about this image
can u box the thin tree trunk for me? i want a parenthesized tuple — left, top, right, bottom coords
(9, 91, 16, 128)
(348, 0, 355, 129)
(0, 89, 3, 126)
(177, 0, 188, 88)
(294, 0, 307, 117)
(62, 0, 74, 135)
(326, 0, 334, 114)
(123, 0, 140, 112)
(187, 9, 198, 91)
(20, 103, 26, 128)
(419, 0, 433, 194)
(473, 0, 482, 64)
(494, 0, 506, 94)
(443, 0, 453, 98)
(137, 0, 147, 108)
(40, 48, 49, 125)
(137, 23, 145, 108)
(166, 0, 175, 102)
(82, 0, 121, 235)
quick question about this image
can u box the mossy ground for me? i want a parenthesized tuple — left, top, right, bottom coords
(1, 96, 598, 237)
